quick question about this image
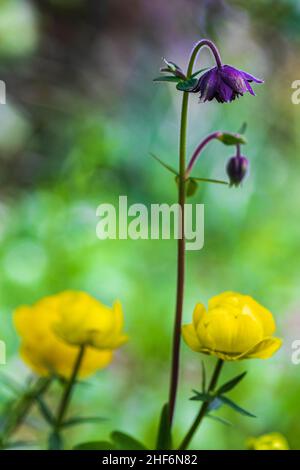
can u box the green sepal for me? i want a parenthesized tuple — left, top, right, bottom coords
(217, 132, 247, 146)
(156, 403, 172, 450)
(176, 77, 198, 91)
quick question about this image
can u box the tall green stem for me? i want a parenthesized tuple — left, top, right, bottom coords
(168, 90, 189, 425)
(168, 39, 222, 426)
(178, 359, 224, 450)
(49, 345, 85, 450)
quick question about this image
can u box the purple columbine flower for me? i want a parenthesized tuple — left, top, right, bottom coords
(193, 65, 263, 103)
(226, 154, 249, 186)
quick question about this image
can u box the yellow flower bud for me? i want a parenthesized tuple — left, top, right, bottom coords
(182, 291, 282, 361)
(13, 291, 128, 379)
(246, 433, 289, 450)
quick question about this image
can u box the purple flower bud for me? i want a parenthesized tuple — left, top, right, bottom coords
(192, 65, 263, 103)
(226, 156, 249, 186)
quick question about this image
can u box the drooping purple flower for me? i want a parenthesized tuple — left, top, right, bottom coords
(226, 155, 249, 186)
(193, 65, 263, 103)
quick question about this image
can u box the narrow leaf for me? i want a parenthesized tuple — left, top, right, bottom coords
(192, 177, 228, 185)
(190, 390, 211, 402)
(217, 372, 247, 395)
(201, 361, 206, 393)
(162, 58, 181, 72)
(150, 153, 178, 175)
(238, 122, 247, 135)
(0, 373, 23, 395)
(176, 77, 198, 91)
(191, 67, 210, 78)
(156, 403, 172, 450)
(61, 416, 106, 428)
(74, 441, 115, 450)
(153, 76, 180, 83)
(206, 414, 232, 427)
(111, 431, 147, 450)
(35, 397, 55, 425)
(219, 396, 256, 418)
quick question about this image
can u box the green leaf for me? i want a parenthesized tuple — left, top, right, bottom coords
(111, 431, 147, 450)
(219, 396, 256, 418)
(162, 58, 181, 72)
(150, 153, 178, 175)
(156, 403, 172, 450)
(186, 178, 198, 197)
(176, 77, 198, 92)
(206, 414, 232, 427)
(61, 416, 106, 428)
(190, 67, 209, 78)
(192, 177, 229, 186)
(238, 122, 247, 135)
(217, 133, 247, 146)
(153, 76, 181, 83)
(74, 441, 115, 450)
(35, 397, 55, 425)
(190, 390, 211, 402)
(217, 372, 247, 395)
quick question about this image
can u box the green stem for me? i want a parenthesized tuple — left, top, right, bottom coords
(168, 39, 220, 426)
(50, 345, 85, 449)
(178, 359, 224, 450)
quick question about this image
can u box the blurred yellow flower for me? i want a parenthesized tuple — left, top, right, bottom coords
(14, 291, 127, 378)
(246, 433, 289, 450)
(182, 291, 282, 361)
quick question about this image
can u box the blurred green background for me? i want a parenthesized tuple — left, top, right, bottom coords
(0, 0, 299, 450)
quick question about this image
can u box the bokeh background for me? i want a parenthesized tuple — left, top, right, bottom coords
(0, 0, 300, 450)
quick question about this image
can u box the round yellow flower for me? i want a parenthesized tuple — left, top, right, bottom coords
(182, 291, 282, 361)
(246, 433, 289, 450)
(14, 291, 128, 378)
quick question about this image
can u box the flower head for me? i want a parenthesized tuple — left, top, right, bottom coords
(193, 65, 263, 103)
(182, 291, 282, 361)
(246, 433, 289, 450)
(14, 291, 127, 378)
(226, 155, 249, 186)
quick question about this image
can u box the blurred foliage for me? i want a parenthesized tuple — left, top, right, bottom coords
(0, 0, 299, 450)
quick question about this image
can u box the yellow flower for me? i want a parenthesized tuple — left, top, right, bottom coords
(14, 291, 128, 378)
(182, 291, 282, 361)
(246, 433, 289, 450)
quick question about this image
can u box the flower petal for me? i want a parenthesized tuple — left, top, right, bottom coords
(182, 324, 202, 352)
(244, 337, 282, 359)
(241, 71, 264, 83)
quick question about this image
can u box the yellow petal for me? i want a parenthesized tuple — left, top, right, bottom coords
(193, 303, 206, 327)
(243, 337, 282, 359)
(182, 324, 202, 352)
